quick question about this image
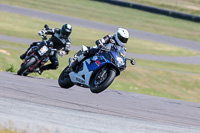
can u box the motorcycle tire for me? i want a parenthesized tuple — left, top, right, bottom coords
(90, 68, 116, 93)
(58, 66, 74, 89)
(17, 57, 36, 76)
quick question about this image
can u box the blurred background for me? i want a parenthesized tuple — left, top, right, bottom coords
(127, 0, 200, 15)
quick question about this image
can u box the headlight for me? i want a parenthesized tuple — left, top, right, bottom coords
(116, 57, 125, 67)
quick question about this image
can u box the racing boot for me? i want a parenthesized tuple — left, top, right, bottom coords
(38, 69, 44, 75)
(66, 45, 88, 73)
(20, 53, 26, 60)
(31, 68, 42, 75)
(66, 53, 85, 73)
(38, 66, 48, 75)
(66, 57, 78, 73)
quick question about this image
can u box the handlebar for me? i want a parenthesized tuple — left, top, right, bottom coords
(41, 35, 47, 40)
(97, 46, 107, 55)
(48, 46, 65, 57)
(51, 48, 57, 51)
(49, 48, 63, 57)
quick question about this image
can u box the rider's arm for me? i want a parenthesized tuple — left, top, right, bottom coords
(59, 38, 71, 56)
(45, 28, 59, 35)
(63, 37, 71, 54)
(123, 46, 127, 52)
(95, 35, 112, 48)
(38, 28, 59, 36)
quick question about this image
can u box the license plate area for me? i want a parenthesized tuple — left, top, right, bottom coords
(38, 46, 48, 56)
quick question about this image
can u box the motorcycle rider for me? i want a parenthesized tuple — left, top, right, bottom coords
(20, 24, 72, 75)
(67, 28, 129, 72)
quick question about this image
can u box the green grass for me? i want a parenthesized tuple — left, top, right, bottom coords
(136, 59, 200, 74)
(0, 11, 199, 57)
(1, 40, 200, 103)
(126, 0, 200, 16)
(0, 129, 19, 133)
(110, 63, 200, 103)
(1, 0, 200, 42)
(111, 69, 200, 103)
(0, 130, 19, 133)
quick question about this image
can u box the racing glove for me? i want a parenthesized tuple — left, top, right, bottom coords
(59, 51, 67, 56)
(98, 43, 104, 49)
(38, 30, 46, 36)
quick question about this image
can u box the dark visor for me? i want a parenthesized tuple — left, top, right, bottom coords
(61, 29, 71, 36)
(117, 33, 128, 43)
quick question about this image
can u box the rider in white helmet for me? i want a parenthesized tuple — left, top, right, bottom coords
(67, 28, 129, 72)
(115, 28, 129, 46)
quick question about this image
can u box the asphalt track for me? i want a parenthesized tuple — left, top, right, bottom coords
(0, 71, 200, 132)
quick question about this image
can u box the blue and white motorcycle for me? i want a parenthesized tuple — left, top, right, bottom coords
(58, 45, 135, 93)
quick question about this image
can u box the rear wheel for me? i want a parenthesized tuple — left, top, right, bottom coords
(58, 66, 74, 89)
(90, 68, 116, 93)
(17, 57, 36, 76)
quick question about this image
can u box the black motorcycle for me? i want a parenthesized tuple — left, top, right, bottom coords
(17, 25, 57, 76)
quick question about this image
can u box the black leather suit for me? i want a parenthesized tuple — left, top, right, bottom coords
(31, 28, 71, 71)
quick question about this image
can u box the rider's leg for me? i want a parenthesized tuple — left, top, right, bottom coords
(68, 47, 98, 72)
(39, 52, 59, 75)
(67, 51, 85, 72)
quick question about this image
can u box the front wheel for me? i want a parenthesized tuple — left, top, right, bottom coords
(17, 57, 36, 76)
(58, 66, 74, 89)
(90, 68, 116, 93)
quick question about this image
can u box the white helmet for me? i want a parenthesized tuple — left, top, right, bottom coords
(115, 28, 129, 46)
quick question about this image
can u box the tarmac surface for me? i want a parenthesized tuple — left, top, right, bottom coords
(0, 72, 200, 132)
